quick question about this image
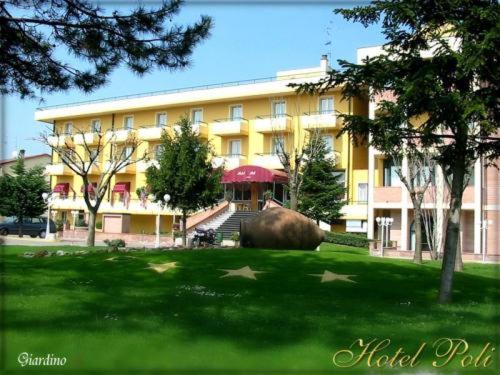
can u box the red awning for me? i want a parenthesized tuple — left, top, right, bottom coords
(222, 165, 288, 184)
(112, 182, 130, 193)
(81, 183, 97, 193)
(53, 183, 69, 193)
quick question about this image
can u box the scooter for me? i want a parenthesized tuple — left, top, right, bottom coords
(192, 227, 216, 247)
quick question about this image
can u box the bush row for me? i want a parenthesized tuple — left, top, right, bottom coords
(324, 231, 369, 248)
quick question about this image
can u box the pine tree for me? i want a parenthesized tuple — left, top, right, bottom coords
(0, 156, 50, 236)
(299, 139, 346, 225)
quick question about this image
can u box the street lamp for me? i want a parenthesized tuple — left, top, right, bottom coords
(480, 219, 493, 263)
(376, 217, 394, 256)
(151, 193, 171, 248)
(41, 192, 54, 240)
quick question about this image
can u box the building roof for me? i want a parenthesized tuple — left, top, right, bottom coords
(0, 153, 51, 166)
(34, 57, 334, 123)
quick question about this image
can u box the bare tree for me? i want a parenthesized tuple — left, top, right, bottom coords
(386, 148, 435, 263)
(40, 126, 147, 246)
(271, 96, 333, 211)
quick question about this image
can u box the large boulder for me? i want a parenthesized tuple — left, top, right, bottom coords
(240, 207, 325, 250)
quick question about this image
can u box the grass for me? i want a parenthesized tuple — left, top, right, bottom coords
(1, 243, 499, 373)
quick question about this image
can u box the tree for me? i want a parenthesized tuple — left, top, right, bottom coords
(299, 138, 346, 225)
(40, 127, 146, 246)
(295, 0, 499, 302)
(1, 0, 212, 97)
(146, 117, 223, 246)
(385, 148, 436, 263)
(0, 156, 49, 236)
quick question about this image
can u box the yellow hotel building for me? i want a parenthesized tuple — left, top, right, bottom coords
(35, 56, 369, 238)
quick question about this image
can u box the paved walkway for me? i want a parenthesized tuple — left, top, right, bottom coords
(1, 236, 106, 247)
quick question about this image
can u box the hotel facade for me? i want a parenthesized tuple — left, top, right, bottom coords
(35, 53, 498, 260)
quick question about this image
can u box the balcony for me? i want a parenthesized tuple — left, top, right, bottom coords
(104, 160, 136, 174)
(46, 163, 72, 176)
(106, 129, 135, 143)
(173, 123, 208, 137)
(136, 160, 159, 173)
(48, 134, 73, 147)
(212, 154, 246, 170)
(211, 119, 248, 136)
(73, 132, 101, 145)
(83, 161, 101, 175)
(253, 153, 284, 169)
(138, 126, 166, 141)
(301, 111, 337, 130)
(254, 115, 292, 133)
(374, 187, 402, 205)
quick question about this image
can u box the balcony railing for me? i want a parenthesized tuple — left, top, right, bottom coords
(254, 114, 292, 133)
(73, 132, 101, 145)
(211, 118, 248, 136)
(137, 125, 167, 140)
(172, 122, 208, 137)
(301, 110, 337, 130)
(45, 163, 72, 176)
(48, 134, 73, 147)
(253, 153, 284, 169)
(104, 160, 136, 174)
(212, 154, 246, 170)
(136, 159, 159, 173)
(105, 128, 136, 142)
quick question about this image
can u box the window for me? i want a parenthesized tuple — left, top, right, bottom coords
(230, 105, 243, 120)
(271, 136, 285, 155)
(121, 146, 133, 160)
(156, 113, 167, 127)
(272, 101, 286, 118)
(383, 159, 401, 187)
(154, 145, 163, 159)
(63, 122, 73, 135)
(319, 97, 334, 114)
(333, 170, 346, 186)
(358, 183, 368, 203)
(191, 109, 203, 124)
(91, 119, 101, 133)
(322, 135, 334, 153)
(229, 140, 241, 156)
(123, 116, 134, 130)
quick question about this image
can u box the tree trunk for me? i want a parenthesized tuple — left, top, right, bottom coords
(438, 165, 465, 303)
(289, 188, 298, 211)
(455, 237, 463, 271)
(86, 210, 96, 247)
(181, 210, 187, 247)
(413, 205, 423, 264)
(18, 217, 24, 237)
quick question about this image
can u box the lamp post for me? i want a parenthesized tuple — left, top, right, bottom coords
(480, 219, 492, 263)
(41, 192, 54, 240)
(376, 217, 394, 256)
(151, 193, 171, 248)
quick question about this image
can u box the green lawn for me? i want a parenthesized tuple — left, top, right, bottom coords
(2, 244, 499, 373)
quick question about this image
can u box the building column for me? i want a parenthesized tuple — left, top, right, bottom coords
(400, 155, 409, 251)
(367, 96, 376, 240)
(474, 158, 482, 254)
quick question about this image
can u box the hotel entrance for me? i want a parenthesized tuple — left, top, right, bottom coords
(221, 165, 288, 211)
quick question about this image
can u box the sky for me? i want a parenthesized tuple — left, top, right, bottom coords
(1, 1, 385, 160)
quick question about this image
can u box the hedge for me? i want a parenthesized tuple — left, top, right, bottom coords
(324, 231, 369, 248)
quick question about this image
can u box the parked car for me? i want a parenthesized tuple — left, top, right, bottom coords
(0, 217, 56, 238)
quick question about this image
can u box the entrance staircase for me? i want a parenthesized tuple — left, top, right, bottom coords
(216, 211, 258, 239)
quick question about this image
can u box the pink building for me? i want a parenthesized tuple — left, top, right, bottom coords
(358, 45, 499, 262)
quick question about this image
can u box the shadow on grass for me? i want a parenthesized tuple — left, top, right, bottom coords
(3, 245, 499, 369)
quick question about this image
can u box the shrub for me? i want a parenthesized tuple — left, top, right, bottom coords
(104, 239, 126, 251)
(324, 231, 369, 248)
(55, 219, 65, 232)
(173, 230, 183, 239)
(230, 231, 240, 242)
(75, 218, 87, 227)
(95, 221, 102, 230)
